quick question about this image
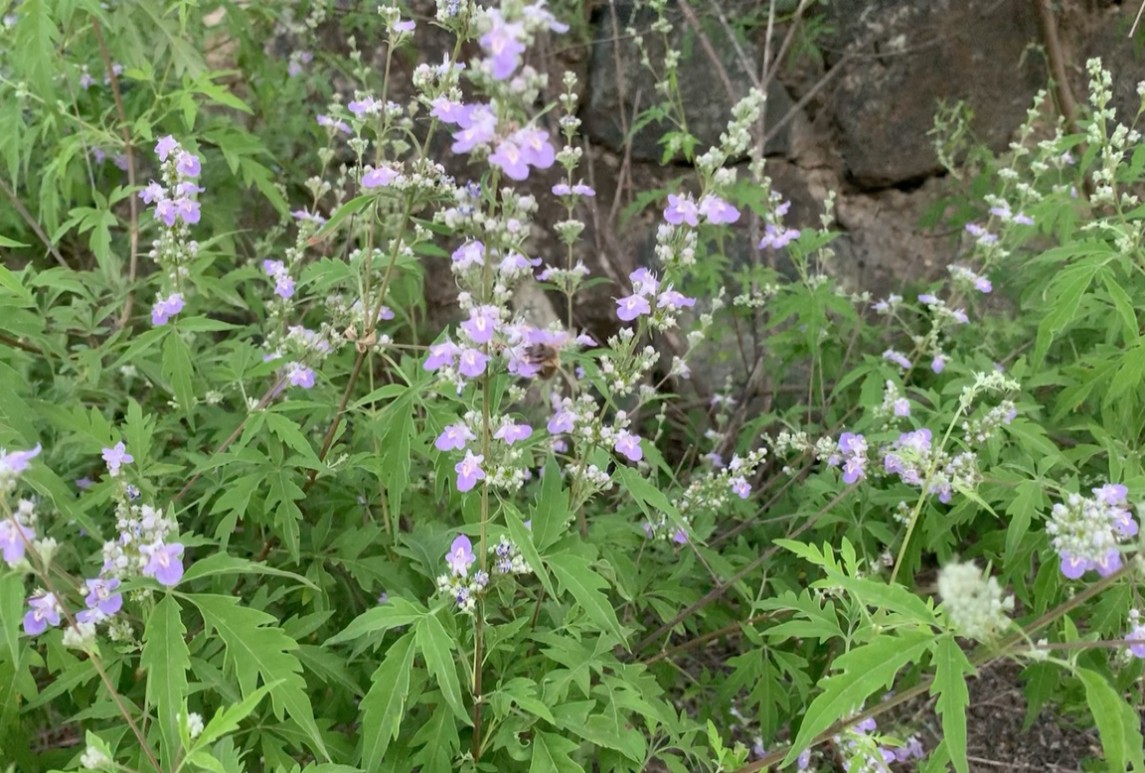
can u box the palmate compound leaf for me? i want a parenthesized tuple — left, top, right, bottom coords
(359, 631, 416, 771)
(931, 634, 973, 773)
(189, 594, 328, 759)
(141, 594, 190, 771)
(547, 552, 626, 645)
(783, 629, 932, 766)
(1078, 667, 1145, 773)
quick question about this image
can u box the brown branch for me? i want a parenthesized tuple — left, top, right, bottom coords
(0, 177, 68, 269)
(675, 0, 737, 105)
(1036, 0, 1079, 135)
(93, 19, 141, 330)
(0, 333, 42, 356)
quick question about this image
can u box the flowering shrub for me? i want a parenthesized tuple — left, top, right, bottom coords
(3, 2, 1145, 772)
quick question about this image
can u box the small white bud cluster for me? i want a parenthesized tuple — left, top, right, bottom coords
(937, 559, 1013, 641)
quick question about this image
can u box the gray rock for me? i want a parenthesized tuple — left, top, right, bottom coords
(822, 0, 1043, 188)
(583, 2, 793, 162)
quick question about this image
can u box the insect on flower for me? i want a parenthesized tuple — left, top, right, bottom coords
(523, 342, 561, 380)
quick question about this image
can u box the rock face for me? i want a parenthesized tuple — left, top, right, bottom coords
(820, 0, 1045, 188)
(582, 2, 794, 162)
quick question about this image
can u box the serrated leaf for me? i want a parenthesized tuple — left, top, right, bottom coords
(530, 732, 584, 772)
(504, 503, 554, 597)
(785, 630, 932, 765)
(324, 597, 425, 646)
(1078, 668, 1145, 773)
(162, 330, 195, 410)
(189, 594, 328, 759)
(190, 683, 275, 750)
(142, 595, 190, 771)
(532, 459, 571, 550)
(179, 552, 318, 589)
(360, 631, 415, 770)
(415, 612, 470, 725)
(547, 553, 625, 644)
(931, 635, 972, 773)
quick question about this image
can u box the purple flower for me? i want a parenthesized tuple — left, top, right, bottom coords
(893, 398, 911, 417)
(553, 182, 595, 197)
(883, 350, 911, 370)
(175, 151, 201, 178)
(1059, 552, 1089, 580)
(452, 241, 486, 269)
(1127, 624, 1145, 658)
(630, 268, 659, 296)
(317, 114, 352, 135)
(672, 528, 688, 544)
(287, 362, 316, 389)
(102, 442, 133, 477)
(173, 197, 201, 225)
(657, 289, 695, 310)
(394, 19, 416, 32)
(965, 222, 997, 245)
(494, 422, 533, 445)
(455, 451, 486, 492)
(547, 409, 575, 434)
(614, 430, 643, 462)
(23, 593, 61, 636)
(431, 97, 469, 124)
(513, 127, 555, 170)
(155, 135, 179, 161)
(150, 292, 186, 326)
(140, 181, 165, 204)
(142, 541, 185, 586)
(0, 519, 34, 566)
(425, 341, 460, 371)
(918, 293, 939, 305)
(457, 348, 489, 379)
(461, 305, 500, 345)
(263, 260, 294, 299)
(931, 354, 946, 374)
(446, 535, 476, 576)
(663, 194, 699, 227)
(951, 308, 969, 324)
(348, 97, 382, 116)
(616, 294, 651, 322)
(758, 223, 801, 249)
(362, 165, 398, 189)
(436, 423, 476, 452)
(698, 194, 740, 224)
(731, 477, 751, 499)
(451, 104, 497, 154)
(490, 139, 530, 181)
(292, 209, 326, 224)
(84, 577, 123, 617)
(480, 12, 526, 80)
(1014, 213, 1034, 226)
(0, 444, 41, 479)
(975, 275, 993, 293)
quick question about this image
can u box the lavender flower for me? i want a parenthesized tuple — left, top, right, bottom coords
(613, 431, 643, 462)
(663, 194, 699, 227)
(883, 350, 911, 370)
(141, 541, 185, 586)
(616, 294, 651, 322)
(493, 422, 533, 445)
(1048, 484, 1138, 579)
(286, 362, 316, 389)
(83, 577, 123, 617)
(102, 442, 133, 477)
(446, 535, 476, 576)
(697, 194, 740, 224)
(480, 11, 526, 80)
(0, 518, 34, 566)
(150, 292, 185, 326)
(436, 423, 476, 451)
(0, 444, 41, 485)
(455, 451, 486, 492)
(23, 592, 61, 636)
(425, 341, 461, 371)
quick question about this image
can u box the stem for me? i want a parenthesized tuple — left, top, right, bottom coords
(1, 498, 163, 773)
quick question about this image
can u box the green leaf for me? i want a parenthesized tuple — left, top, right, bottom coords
(532, 459, 571, 550)
(1078, 668, 1145, 773)
(189, 683, 275, 750)
(547, 553, 625, 644)
(325, 597, 425, 646)
(530, 732, 584, 772)
(189, 594, 328, 759)
(360, 631, 416, 770)
(504, 503, 555, 597)
(179, 552, 318, 589)
(142, 595, 190, 771)
(414, 612, 470, 725)
(785, 630, 932, 765)
(0, 573, 24, 663)
(931, 635, 972, 773)
(1033, 262, 1100, 365)
(162, 330, 195, 411)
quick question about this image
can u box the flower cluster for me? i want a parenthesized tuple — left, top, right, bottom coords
(436, 534, 530, 613)
(937, 559, 1013, 641)
(1046, 483, 1138, 579)
(882, 429, 980, 504)
(139, 135, 204, 326)
(829, 432, 869, 485)
(614, 267, 696, 331)
(643, 450, 768, 545)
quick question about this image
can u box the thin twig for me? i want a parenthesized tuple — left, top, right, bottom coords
(0, 178, 68, 269)
(93, 19, 141, 329)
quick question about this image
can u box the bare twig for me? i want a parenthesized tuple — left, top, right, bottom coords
(93, 19, 141, 329)
(0, 178, 68, 269)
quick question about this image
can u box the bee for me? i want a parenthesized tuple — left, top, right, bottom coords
(524, 343, 561, 380)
